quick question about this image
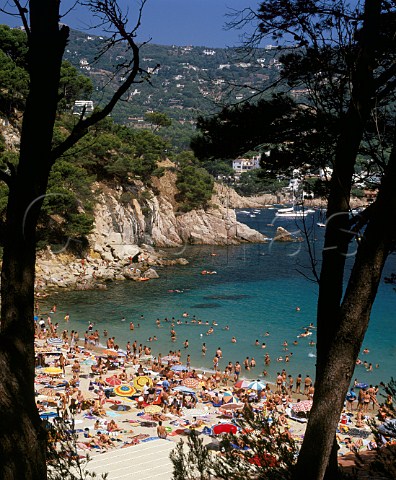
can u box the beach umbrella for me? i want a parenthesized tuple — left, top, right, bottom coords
(247, 380, 266, 392)
(133, 375, 153, 390)
(182, 377, 200, 389)
(144, 404, 162, 414)
(219, 403, 244, 412)
(47, 338, 63, 346)
(234, 379, 251, 389)
(103, 349, 118, 356)
(113, 384, 136, 397)
(292, 400, 313, 413)
(222, 391, 237, 404)
(170, 364, 187, 372)
(43, 367, 63, 375)
(213, 423, 238, 435)
(81, 357, 97, 366)
(105, 376, 122, 387)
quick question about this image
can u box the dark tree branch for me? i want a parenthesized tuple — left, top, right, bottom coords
(13, 0, 31, 39)
(50, 0, 146, 164)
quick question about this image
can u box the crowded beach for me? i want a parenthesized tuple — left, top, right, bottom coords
(34, 306, 395, 476)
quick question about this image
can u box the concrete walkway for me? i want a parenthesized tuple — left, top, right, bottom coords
(86, 439, 175, 479)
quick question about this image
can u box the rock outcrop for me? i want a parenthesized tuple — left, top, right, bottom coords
(273, 226, 303, 242)
(89, 171, 268, 256)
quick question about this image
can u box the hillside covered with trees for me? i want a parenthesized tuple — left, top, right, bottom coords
(63, 29, 283, 150)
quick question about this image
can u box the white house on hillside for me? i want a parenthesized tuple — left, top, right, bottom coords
(73, 100, 94, 115)
(232, 156, 261, 175)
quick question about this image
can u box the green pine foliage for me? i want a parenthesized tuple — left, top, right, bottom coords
(46, 416, 107, 479)
(235, 170, 289, 196)
(0, 25, 29, 115)
(175, 152, 214, 212)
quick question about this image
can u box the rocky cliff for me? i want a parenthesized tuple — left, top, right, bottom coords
(34, 171, 268, 290)
(89, 171, 267, 259)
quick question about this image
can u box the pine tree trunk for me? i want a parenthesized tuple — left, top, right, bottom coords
(0, 2, 68, 478)
(293, 121, 396, 480)
(0, 197, 47, 478)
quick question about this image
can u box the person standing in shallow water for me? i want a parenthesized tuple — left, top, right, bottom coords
(296, 374, 302, 394)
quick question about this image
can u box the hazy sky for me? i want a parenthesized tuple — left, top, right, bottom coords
(0, 0, 260, 48)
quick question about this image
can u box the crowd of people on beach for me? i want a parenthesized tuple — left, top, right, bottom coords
(33, 300, 394, 470)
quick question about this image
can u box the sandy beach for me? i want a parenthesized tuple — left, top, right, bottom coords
(33, 319, 393, 479)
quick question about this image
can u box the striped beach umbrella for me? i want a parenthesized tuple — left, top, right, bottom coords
(182, 377, 200, 389)
(234, 379, 251, 389)
(105, 376, 122, 387)
(113, 384, 136, 397)
(47, 338, 63, 346)
(133, 375, 153, 390)
(222, 391, 238, 404)
(247, 380, 266, 392)
(43, 367, 63, 375)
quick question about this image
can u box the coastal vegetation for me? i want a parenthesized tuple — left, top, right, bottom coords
(174, 151, 214, 212)
(0, 25, 216, 252)
(171, 408, 297, 480)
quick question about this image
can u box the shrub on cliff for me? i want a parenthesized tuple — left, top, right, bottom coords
(175, 158, 214, 212)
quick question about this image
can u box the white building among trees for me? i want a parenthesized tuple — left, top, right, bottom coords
(232, 155, 261, 176)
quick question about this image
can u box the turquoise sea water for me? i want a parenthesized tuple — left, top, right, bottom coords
(44, 208, 396, 387)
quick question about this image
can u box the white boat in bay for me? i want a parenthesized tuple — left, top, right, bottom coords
(276, 208, 315, 218)
(277, 206, 294, 213)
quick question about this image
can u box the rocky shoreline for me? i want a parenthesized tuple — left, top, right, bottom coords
(35, 245, 189, 292)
